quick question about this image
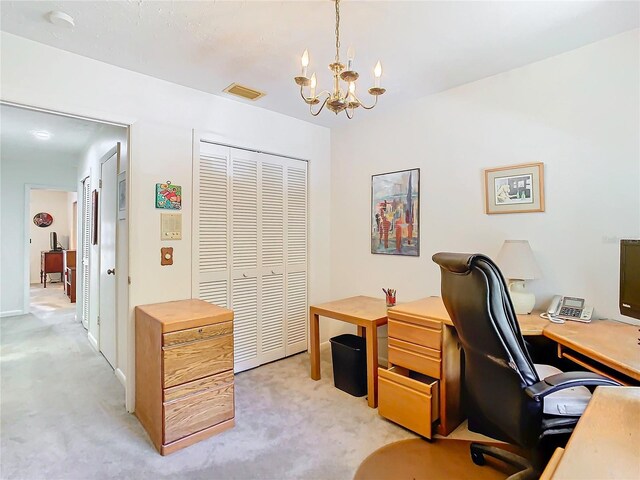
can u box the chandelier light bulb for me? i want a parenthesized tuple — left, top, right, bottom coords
(347, 46, 355, 70)
(310, 73, 317, 97)
(348, 81, 356, 102)
(374, 61, 382, 87)
(301, 49, 309, 77)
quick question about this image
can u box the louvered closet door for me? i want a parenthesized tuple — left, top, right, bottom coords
(195, 141, 308, 373)
(195, 143, 230, 308)
(259, 159, 286, 364)
(80, 177, 91, 329)
(284, 160, 308, 356)
(230, 149, 261, 372)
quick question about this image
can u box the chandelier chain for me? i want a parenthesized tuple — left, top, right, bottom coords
(335, 0, 340, 63)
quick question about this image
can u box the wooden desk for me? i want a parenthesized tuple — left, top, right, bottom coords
(40, 251, 64, 288)
(309, 296, 388, 408)
(544, 320, 640, 385)
(377, 297, 546, 437)
(374, 296, 638, 439)
(401, 296, 549, 336)
(541, 387, 640, 479)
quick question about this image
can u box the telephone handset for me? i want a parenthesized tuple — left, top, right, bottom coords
(545, 295, 593, 323)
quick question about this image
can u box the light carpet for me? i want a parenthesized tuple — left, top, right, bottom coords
(1, 286, 416, 479)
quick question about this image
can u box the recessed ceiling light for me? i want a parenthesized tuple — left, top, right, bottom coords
(47, 11, 75, 28)
(31, 130, 52, 140)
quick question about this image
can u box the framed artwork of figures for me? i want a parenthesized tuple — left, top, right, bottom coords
(371, 168, 420, 256)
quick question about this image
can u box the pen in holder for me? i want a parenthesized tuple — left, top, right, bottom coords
(383, 288, 396, 307)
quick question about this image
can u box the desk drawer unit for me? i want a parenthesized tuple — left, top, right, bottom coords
(379, 299, 462, 438)
(135, 299, 235, 455)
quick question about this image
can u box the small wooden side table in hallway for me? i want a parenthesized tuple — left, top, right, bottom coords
(309, 296, 388, 408)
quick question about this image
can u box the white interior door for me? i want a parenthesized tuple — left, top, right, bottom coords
(99, 148, 118, 368)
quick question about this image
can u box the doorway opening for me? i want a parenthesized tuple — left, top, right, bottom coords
(1, 103, 128, 377)
(28, 187, 77, 317)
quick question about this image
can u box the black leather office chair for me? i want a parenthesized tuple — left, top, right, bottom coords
(432, 252, 620, 479)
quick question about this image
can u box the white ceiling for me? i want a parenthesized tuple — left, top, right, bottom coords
(0, 104, 106, 164)
(1, 1, 638, 127)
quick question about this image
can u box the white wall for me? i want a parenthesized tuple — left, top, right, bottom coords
(1, 32, 331, 409)
(0, 150, 77, 316)
(331, 30, 640, 327)
(29, 189, 71, 283)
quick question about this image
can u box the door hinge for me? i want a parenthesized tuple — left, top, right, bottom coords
(128, 276, 132, 285)
(99, 179, 103, 188)
(97, 315, 100, 326)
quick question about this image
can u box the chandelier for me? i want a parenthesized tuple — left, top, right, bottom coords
(294, 0, 386, 119)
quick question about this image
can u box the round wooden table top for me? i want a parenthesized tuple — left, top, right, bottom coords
(354, 438, 519, 480)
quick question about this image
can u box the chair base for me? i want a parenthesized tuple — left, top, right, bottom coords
(470, 443, 537, 480)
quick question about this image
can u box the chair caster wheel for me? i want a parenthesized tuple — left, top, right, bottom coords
(471, 450, 486, 466)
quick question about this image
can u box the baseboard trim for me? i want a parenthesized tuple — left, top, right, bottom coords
(0, 309, 25, 318)
(88, 331, 99, 351)
(115, 368, 126, 387)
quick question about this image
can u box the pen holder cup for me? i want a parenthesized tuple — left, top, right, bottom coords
(386, 294, 396, 307)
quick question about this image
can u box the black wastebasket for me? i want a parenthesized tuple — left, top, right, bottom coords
(329, 334, 367, 397)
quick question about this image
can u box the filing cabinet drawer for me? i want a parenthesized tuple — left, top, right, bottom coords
(388, 310, 443, 332)
(378, 366, 439, 439)
(388, 337, 441, 378)
(163, 321, 233, 346)
(164, 378, 234, 444)
(163, 334, 233, 388)
(164, 370, 234, 403)
(388, 319, 441, 351)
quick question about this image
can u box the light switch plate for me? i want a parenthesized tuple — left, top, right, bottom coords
(161, 247, 173, 266)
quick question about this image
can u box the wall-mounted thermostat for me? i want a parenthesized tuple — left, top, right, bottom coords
(161, 213, 182, 240)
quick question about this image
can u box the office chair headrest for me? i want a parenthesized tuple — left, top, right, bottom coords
(432, 252, 491, 274)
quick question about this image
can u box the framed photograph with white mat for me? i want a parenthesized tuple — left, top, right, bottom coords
(484, 162, 544, 214)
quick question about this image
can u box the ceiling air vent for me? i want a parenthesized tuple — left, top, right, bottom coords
(223, 83, 265, 101)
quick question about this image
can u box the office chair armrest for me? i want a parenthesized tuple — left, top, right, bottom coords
(525, 372, 621, 401)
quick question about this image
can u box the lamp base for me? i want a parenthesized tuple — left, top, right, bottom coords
(508, 280, 535, 315)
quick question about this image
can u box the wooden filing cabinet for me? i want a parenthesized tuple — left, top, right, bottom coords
(135, 299, 235, 455)
(378, 298, 463, 438)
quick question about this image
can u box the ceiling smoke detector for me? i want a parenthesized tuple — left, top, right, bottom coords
(47, 11, 75, 28)
(223, 83, 265, 101)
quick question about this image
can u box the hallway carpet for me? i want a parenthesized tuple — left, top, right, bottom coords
(1, 286, 415, 480)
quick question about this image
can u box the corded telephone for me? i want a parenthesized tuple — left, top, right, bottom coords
(543, 295, 593, 323)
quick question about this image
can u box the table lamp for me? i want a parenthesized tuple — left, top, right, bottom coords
(495, 240, 542, 314)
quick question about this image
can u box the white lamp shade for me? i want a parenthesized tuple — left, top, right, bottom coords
(495, 240, 542, 280)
